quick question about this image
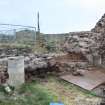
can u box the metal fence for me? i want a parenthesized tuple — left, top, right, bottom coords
(0, 24, 36, 47)
(0, 23, 71, 53)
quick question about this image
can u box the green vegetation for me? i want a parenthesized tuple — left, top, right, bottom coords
(0, 83, 55, 105)
(0, 43, 32, 49)
(45, 41, 57, 52)
(0, 30, 66, 54)
(0, 76, 99, 105)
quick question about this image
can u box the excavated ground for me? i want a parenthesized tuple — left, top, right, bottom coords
(0, 50, 104, 104)
(53, 53, 105, 99)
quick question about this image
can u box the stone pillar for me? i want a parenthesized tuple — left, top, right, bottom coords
(86, 54, 93, 64)
(8, 56, 24, 87)
(93, 55, 102, 66)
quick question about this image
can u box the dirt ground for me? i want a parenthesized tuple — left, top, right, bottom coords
(37, 76, 101, 105)
(0, 76, 101, 105)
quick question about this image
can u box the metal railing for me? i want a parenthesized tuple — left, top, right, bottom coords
(0, 24, 36, 47)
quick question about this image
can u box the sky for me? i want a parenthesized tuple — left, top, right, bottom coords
(0, 0, 105, 34)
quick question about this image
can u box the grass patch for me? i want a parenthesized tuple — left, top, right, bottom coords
(0, 76, 99, 105)
(0, 82, 56, 105)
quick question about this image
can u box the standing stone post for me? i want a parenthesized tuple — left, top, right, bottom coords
(93, 55, 102, 66)
(8, 56, 24, 87)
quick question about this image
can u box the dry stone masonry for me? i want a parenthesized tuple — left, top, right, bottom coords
(64, 13, 105, 67)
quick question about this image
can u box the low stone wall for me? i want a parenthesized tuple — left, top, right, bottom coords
(0, 53, 91, 84)
(0, 54, 60, 83)
(0, 47, 32, 57)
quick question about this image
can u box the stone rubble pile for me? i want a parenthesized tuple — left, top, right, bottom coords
(56, 61, 92, 76)
(64, 30, 101, 65)
(91, 13, 105, 65)
(91, 14, 105, 33)
(0, 58, 8, 84)
(0, 54, 61, 83)
(64, 14, 105, 67)
(62, 21, 105, 73)
(25, 54, 53, 80)
(0, 52, 89, 83)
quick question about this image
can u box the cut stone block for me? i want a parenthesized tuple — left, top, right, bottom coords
(60, 70, 105, 90)
(8, 56, 24, 87)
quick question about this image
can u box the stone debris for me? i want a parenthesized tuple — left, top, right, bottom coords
(63, 31, 100, 65)
(91, 14, 105, 66)
(0, 52, 89, 83)
(0, 64, 8, 84)
(0, 54, 60, 83)
(24, 54, 60, 81)
(3, 83, 12, 94)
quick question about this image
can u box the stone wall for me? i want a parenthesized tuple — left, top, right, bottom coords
(91, 13, 105, 33)
(43, 29, 103, 66)
(91, 13, 105, 66)
(62, 13, 105, 67)
(63, 31, 101, 66)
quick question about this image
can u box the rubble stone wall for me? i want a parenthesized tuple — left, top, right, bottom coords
(91, 13, 105, 66)
(64, 31, 101, 66)
(63, 14, 105, 67)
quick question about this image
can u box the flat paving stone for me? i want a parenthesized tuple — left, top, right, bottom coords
(60, 70, 105, 91)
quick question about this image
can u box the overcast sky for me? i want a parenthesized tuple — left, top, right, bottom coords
(0, 0, 105, 33)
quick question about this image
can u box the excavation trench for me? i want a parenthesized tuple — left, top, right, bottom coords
(0, 53, 91, 84)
